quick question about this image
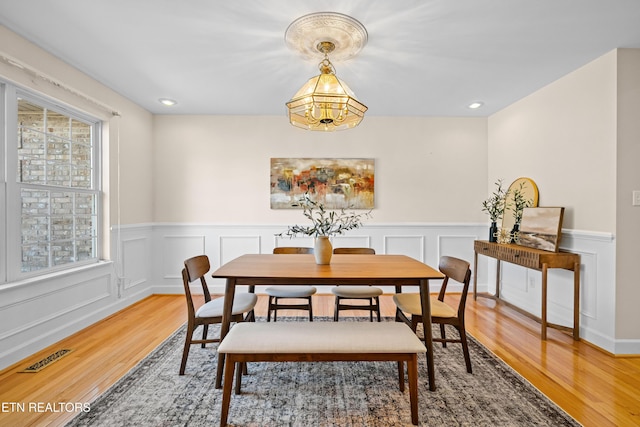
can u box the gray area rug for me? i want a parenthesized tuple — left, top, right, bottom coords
(66, 318, 580, 426)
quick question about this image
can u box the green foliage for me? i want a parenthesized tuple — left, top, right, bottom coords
(509, 182, 533, 225)
(277, 193, 372, 238)
(481, 179, 509, 222)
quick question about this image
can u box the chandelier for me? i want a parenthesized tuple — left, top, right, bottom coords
(285, 12, 368, 131)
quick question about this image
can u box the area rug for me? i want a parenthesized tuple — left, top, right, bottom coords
(65, 318, 580, 427)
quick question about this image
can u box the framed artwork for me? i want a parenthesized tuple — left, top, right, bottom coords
(517, 207, 565, 252)
(270, 158, 374, 209)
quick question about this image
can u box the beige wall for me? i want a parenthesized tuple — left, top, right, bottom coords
(488, 50, 618, 232)
(152, 115, 488, 224)
(615, 49, 640, 339)
(0, 25, 155, 229)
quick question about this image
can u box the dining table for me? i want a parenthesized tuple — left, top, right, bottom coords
(211, 253, 445, 391)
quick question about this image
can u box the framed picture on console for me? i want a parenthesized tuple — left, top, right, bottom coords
(517, 207, 565, 252)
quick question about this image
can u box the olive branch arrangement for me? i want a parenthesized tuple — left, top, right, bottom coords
(276, 193, 372, 238)
(481, 179, 510, 222)
(509, 181, 533, 225)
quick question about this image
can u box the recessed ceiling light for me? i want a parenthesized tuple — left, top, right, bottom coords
(468, 101, 484, 109)
(159, 98, 177, 107)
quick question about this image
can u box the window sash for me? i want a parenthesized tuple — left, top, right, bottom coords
(3, 84, 102, 281)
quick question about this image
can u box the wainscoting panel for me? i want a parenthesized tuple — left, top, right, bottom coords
(490, 229, 618, 352)
(0, 262, 129, 370)
(333, 235, 372, 249)
(219, 236, 261, 265)
(576, 250, 598, 320)
(0, 222, 627, 372)
(384, 235, 425, 261)
(122, 236, 150, 290)
(161, 235, 206, 280)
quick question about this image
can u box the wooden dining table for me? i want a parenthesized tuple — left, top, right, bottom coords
(211, 253, 445, 391)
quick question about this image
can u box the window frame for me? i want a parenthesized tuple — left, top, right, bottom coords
(3, 83, 103, 282)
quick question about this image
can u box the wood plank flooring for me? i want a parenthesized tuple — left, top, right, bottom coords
(1, 293, 639, 427)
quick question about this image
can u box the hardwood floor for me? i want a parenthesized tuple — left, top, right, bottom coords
(1, 293, 639, 427)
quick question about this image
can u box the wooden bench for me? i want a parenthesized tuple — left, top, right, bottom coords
(217, 322, 426, 426)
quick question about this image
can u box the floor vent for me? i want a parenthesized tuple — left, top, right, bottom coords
(20, 349, 73, 373)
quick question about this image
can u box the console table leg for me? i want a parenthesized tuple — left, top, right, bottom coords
(495, 260, 501, 299)
(541, 263, 548, 340)
(573, 262, 581, 340)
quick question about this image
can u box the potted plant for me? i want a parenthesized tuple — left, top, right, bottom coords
(481, 179, 509, 242)
(277, 193, 372, 264)
(508, 182, 533, 242)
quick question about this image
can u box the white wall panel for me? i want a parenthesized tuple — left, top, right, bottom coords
(332, 235, 371, 249)
(161, 235, 206, 279)
(122, 237, 150, 290)
(0, 222, 628, 371)
(384, 235, 425, 261)
(219, 236, 261, 265)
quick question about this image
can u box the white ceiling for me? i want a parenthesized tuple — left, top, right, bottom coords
(1, 0, 640, 117)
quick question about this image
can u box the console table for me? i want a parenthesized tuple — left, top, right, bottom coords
(473, 240, 581, 340)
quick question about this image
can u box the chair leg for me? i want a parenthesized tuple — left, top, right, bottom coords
(234, 362, 243, 395)
(334, 296, 340, 321)
(397, 361, 405, 392)
(201, 324, 209, 348)
(179, 324, 194, 375)
(440, 323, 447, 348)
(267, 296, 273, 322)
(308, 296, 313, 322)
(369, 298, 374, 322)
(458, 325, 473, 373)
(273, 297, 278, 322)
(375, 296, 381, 322)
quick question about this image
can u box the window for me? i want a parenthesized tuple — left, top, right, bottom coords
(2, 85, 101, 279)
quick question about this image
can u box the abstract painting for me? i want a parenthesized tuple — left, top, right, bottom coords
(270, 158, 374, 209)
(517, 207, 565, 252)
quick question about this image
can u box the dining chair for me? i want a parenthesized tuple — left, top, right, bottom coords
(393, 255, 473, 373)
(331, 247, 382, 322)
(180, 255, 257, 375)
(265, 247, 317, 321)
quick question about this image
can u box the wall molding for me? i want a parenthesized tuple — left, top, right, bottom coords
(0, 222, 632, 371)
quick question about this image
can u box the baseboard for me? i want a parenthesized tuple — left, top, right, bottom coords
(0, 289, 152, 372)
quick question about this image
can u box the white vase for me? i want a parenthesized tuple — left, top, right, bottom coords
(314, 236, 333, 265)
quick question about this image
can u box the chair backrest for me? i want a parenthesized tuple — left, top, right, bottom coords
(333, 247, 375, 254)
(437, 256, 472, 318)
(273, 247, 314, 254)
(183, 255, 213, 319)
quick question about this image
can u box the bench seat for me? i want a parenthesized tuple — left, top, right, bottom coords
(218, 322, 426, 426)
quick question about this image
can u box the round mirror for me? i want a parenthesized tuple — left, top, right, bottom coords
(501, 177, 539, 236)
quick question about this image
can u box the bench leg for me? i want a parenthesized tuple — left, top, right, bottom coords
(397, 361, 405, 392)
(408, 355, 419, 425)
(235, 362, 243, 395)
(220, 356, 236, 427)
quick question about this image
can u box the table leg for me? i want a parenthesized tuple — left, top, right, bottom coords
(215, 277, 236, 389)
(541, 263, 548, 340)
(495, 259, 501, 299)
(419, 279, 436, 391)
(473, 251, 478, 301)
(573, 261, 581, 340)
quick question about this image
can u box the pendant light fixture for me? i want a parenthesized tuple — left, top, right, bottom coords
(285, 12, 368, 131)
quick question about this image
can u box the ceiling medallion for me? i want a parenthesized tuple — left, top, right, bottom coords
(285, 12, 368, 61)
(285, 12, 368, 132)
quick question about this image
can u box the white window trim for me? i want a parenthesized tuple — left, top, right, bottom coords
(2, 82, 103, 282)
